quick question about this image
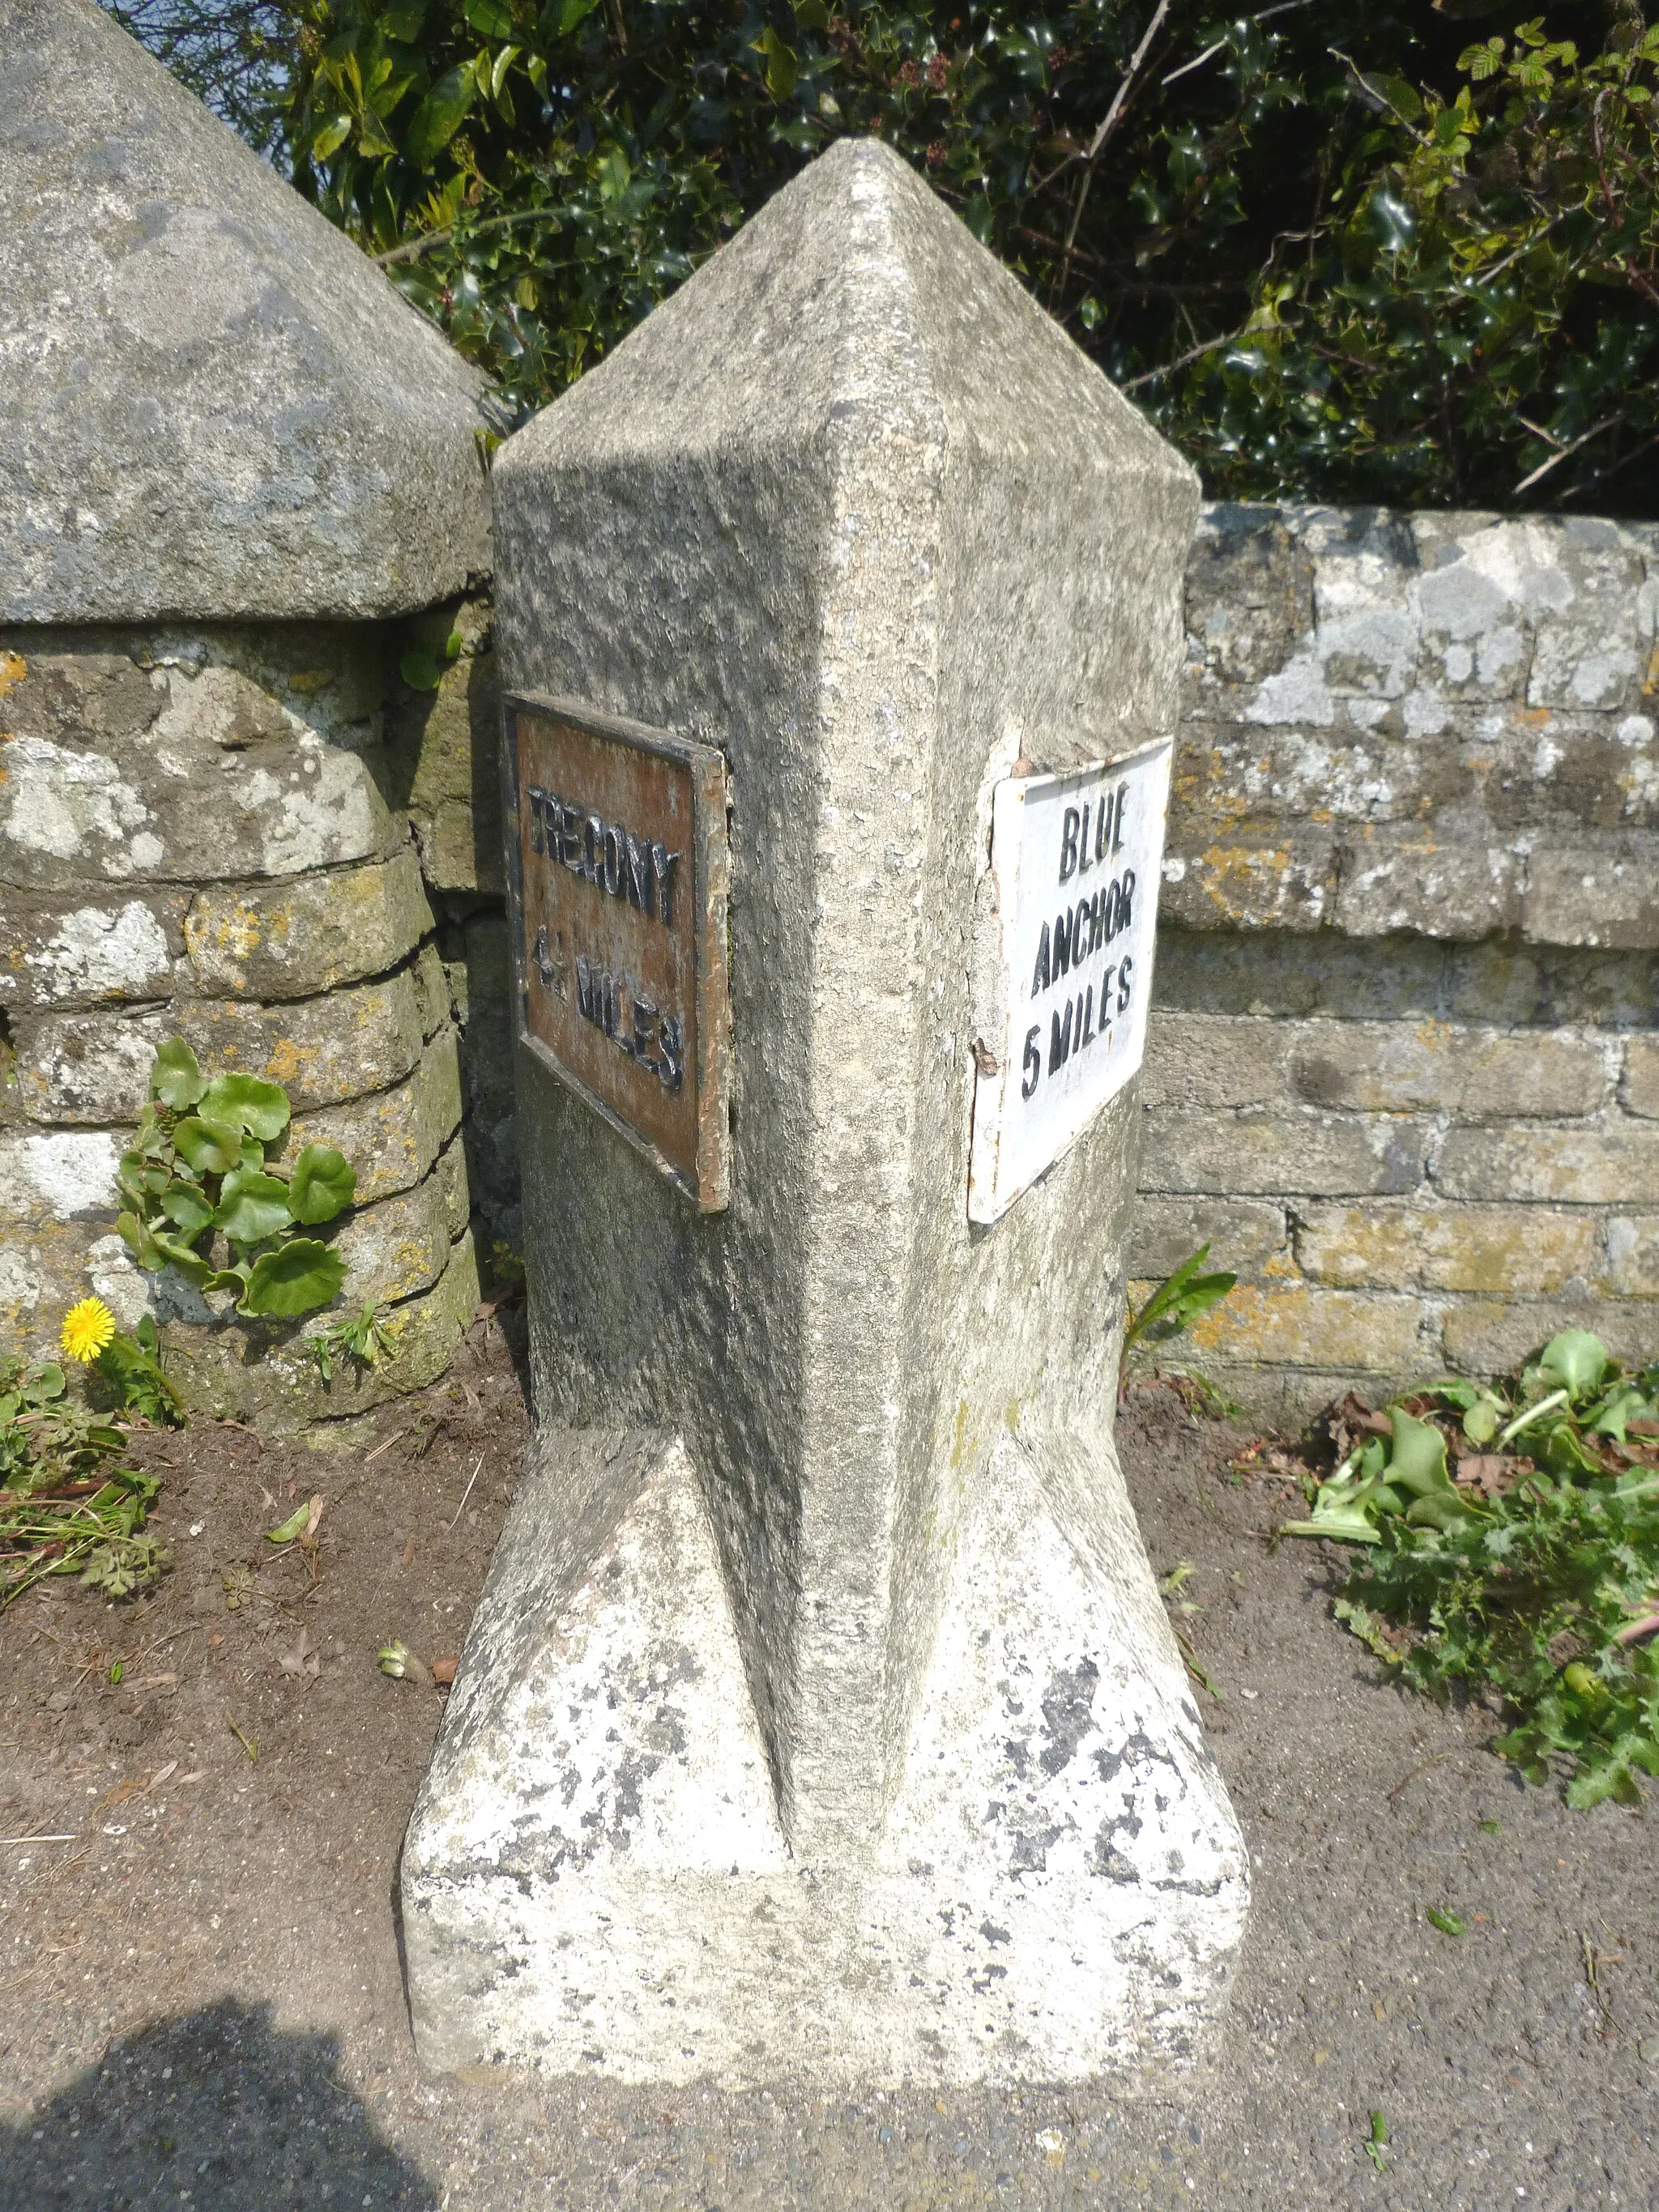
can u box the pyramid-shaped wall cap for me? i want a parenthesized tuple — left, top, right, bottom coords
(501, 134, 1193, 496)
(0, 0, 495, 624)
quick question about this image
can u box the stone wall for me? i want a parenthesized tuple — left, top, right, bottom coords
(394, 503, 1659, 1423)
(0, 620, 480, 1425)
(1136, 505, 1659, 1417)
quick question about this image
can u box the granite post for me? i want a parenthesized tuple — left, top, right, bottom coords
(401, 138, 1248, 2085)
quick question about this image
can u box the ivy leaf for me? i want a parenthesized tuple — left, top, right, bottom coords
(199, 1073, 291, 1143)
(151, 1039, 206, 1110)
(214, 1170, 295, 1248)
(238, 1239, 347, 1319)
(288, 1144, 356, 1225)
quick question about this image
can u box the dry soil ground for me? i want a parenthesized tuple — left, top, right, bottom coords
(1, 1324, 1655, 2212)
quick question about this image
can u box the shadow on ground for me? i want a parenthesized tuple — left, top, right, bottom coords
(0, 2000, 435, 2212)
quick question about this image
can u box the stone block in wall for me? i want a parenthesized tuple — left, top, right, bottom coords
(87, 1230, 482, 1434)
(1287, 1017, 1606, 1117)
(1626, 1038, 1659, 1119)
(412, 940, 454, 1041)
(1296, 1200, 1605, 1298)
(281, 1027, 463, 1205)
(1332, 826, 1523, 939)
(1158, 821, 1334, 932)
(453, 906, 521, 1257)
(1173, 1281, 1427, 1373)
(1525, 837, 1659, 949)
(1482, 708, 1659, 835)
(1141, 1105, 1430, 1198)
(1443, 1296, 1655, 1377)
(1128, 1195, 1289, 1282)
(1141, 1011, 1290, 1110)
(1183, 505, 1313, 701)
(0, 890, 186, 1010)
(11, 971, 429, 1123)
(1142, 1011, 1610, 1118)
(1602, 1215, 1659, 1298)
(0, 644, 402, 892)
(383, 603, 502, 897)
(331, 1147, 467, 1307)
(1174, 720, 1479, 828)
(1434, 1119, 1659, 1204)
(184, 846, 433, 999)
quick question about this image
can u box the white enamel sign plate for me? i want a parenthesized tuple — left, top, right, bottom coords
(968, 739, 1172, 1225)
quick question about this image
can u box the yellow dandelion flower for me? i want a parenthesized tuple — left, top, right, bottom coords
(60, 1297, 116, 1363)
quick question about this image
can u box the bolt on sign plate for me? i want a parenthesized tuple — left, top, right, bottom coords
(501, 693, 731, 1211)
(967, 737, 1172, 1225)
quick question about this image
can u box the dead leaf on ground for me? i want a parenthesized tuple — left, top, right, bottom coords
(430, 1656, 458, 1687)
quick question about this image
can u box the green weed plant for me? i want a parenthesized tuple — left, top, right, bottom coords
(1284, 1329, 1659, 1810)
(0, 1323, 181, 1609)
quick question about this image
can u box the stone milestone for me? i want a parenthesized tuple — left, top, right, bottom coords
(402, 138, 1248, 2085)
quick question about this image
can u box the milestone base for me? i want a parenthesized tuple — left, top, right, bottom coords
(400, 1426, 1248, 2087)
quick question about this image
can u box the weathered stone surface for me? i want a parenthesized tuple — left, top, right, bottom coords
(0, 1127, 120, 1225)
(1601, 1214, 1659, 1298)
(183, 848, 433, 999)
(1141, 1012, 1608, 1118)
(411, 138, 1243, 2084)
(283, 1027, 463, 1205)
(0, 637, 401, 890)
(86, 1227, 480, 1431)
(12, 978, 433, 1127)
(1158, 821, 1334, 932)
(1626, 1037, 1659, 1119)
(1295, 1200, 1605, 1297)
(0, 0, 492, 622)
(1178, 1282, 1428, 1372)
(384, 602, 503, 896)
(407, 1426, 1244, 2084)
(1128, 1194, 1290, 1282)
(1441, 1295, 1654, 1378)
(1435, 1120, 1659, 1204)
(0, 890, 185, 1010)
(11, 1010, 163, 1127)
(1141, 1105, 1430, 1197)
(412, 941, 454, 1043)
(1332, 827, 1524, 940)
(1525, 839, 1659, 949)
(331, 1153, 464, 1307)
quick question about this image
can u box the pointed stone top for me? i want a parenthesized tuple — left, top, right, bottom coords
(502, 135, 1189, 493)
(0, 0, 493, 624)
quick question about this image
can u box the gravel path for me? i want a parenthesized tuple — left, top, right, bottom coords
(2, 1345, 1654, 2210)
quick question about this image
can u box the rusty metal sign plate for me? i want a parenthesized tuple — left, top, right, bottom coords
(501, 693, 731, 1210)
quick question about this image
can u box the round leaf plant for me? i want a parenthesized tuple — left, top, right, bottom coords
(117, 1041, 354, 1321)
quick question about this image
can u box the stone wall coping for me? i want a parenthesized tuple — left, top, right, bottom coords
(0, 0, 495, 624)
